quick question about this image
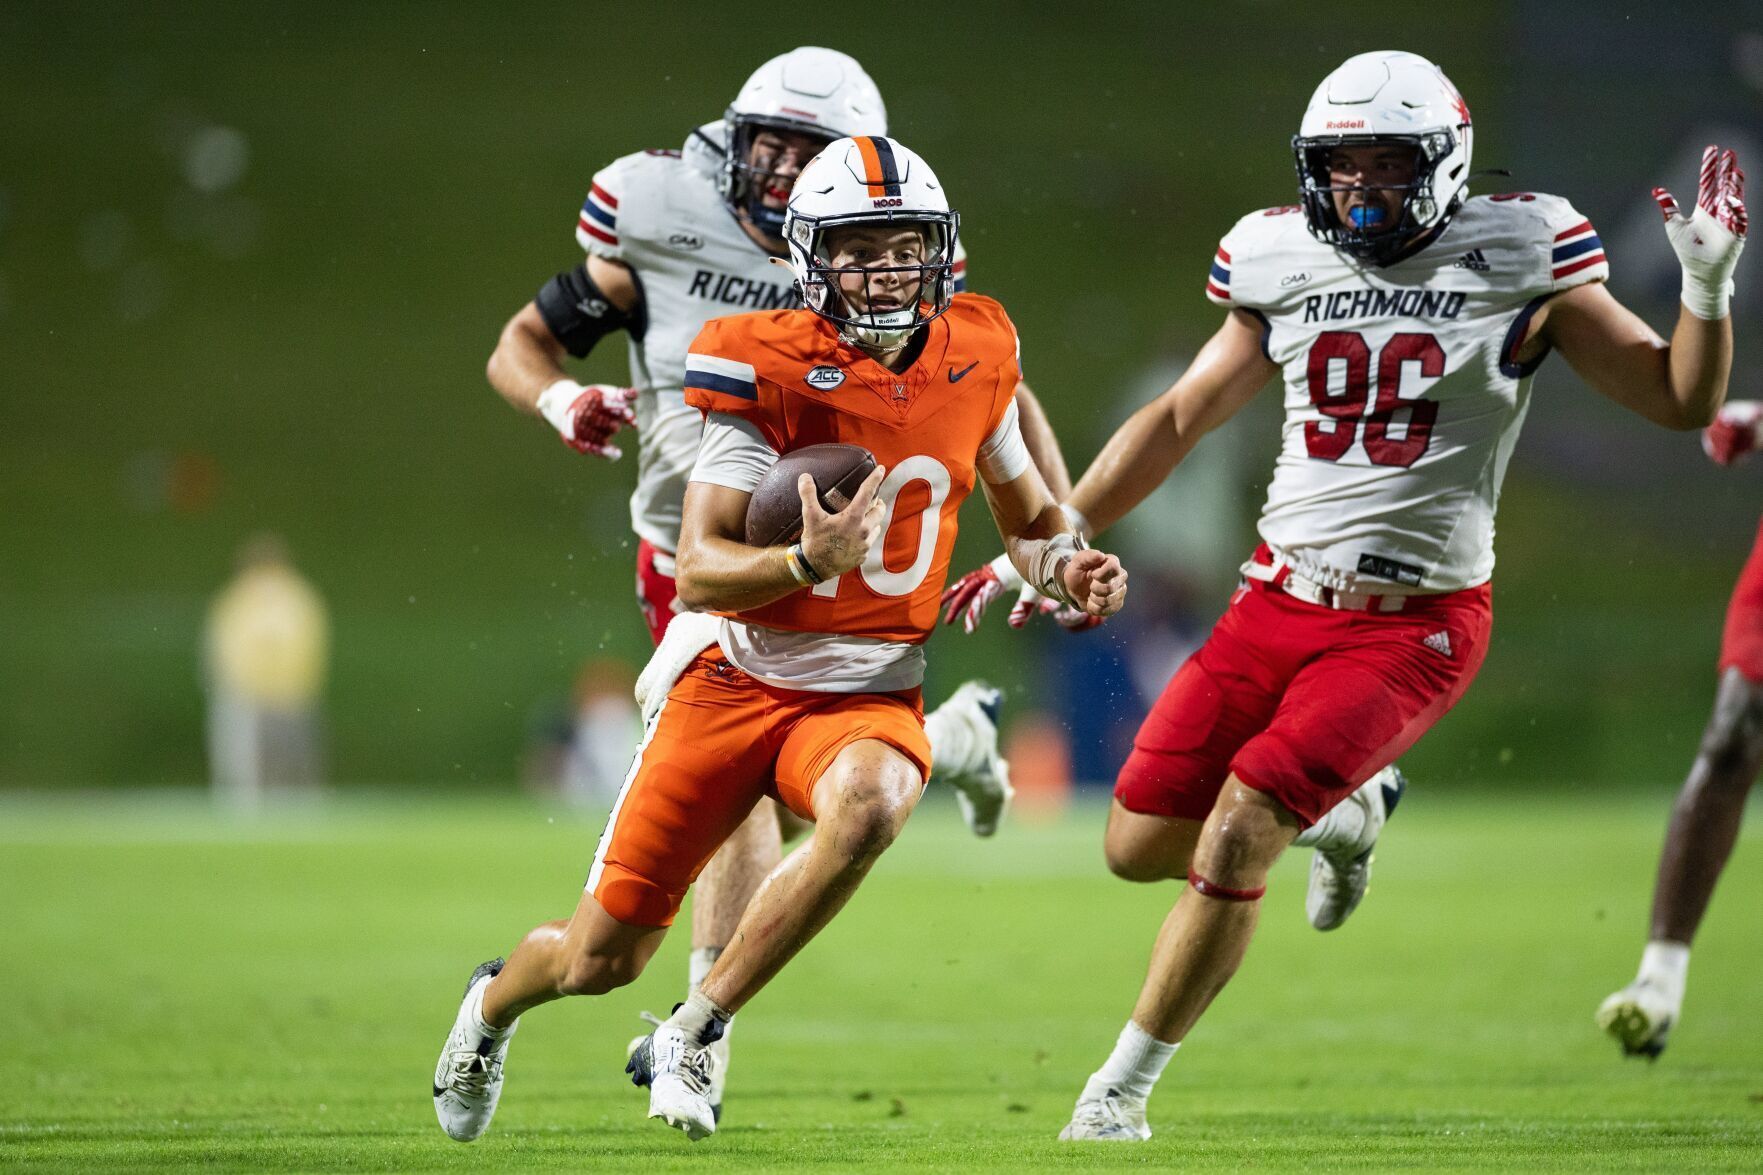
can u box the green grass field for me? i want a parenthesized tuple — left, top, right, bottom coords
(4, 789, 1760, 1171)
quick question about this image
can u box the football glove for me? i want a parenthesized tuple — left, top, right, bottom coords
(536, 380, 638, 459)
(1704, 399, 1763, 466)
(1654, 145, 1747, 320)
(940, 555, 1103, 633)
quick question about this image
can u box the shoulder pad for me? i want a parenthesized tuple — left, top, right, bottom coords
(1207, 206, 1310, 307)
(575, 149, 703, 258)
(1464, 191, 1607, 293)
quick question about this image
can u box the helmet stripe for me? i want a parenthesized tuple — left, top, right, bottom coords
(868, 137, 903, 196)
(854, 136, 902, 197)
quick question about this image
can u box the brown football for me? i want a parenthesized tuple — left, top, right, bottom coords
(744, 443, 878, 546)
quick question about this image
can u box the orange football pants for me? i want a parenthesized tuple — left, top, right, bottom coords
(586, 648, 930, 927)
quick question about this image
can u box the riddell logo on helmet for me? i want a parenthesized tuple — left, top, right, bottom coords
(1326, 119, 1367, 129)
(779, 106, 821, 121)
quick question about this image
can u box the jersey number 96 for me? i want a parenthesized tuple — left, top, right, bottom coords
(1305, 330, 1442, 468)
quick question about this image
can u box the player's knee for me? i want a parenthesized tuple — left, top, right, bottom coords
(1192, 783, 1294, 884)
(557, 947, 648, 997)
(1103, 831, 1187, 883)
(1701, 672, 1763, 774)
(1101, 803, 1198, 882)
(816, 754, 920, 863)
(1105, 848, 1177, 883)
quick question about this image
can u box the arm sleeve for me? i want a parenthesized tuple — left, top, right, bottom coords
(575, 158, 629, 259)
(976, 397, 1032, 485)
(1537, 194, 1609, 293)
(691, 413, 779, 492)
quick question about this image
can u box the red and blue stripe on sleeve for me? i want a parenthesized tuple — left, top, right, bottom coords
(1205, 246, 1232, 304)
(576, 182, 619, 250)
(1550, 220, 1605, 282)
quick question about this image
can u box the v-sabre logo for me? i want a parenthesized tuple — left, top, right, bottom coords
(804, 365, 845, 390)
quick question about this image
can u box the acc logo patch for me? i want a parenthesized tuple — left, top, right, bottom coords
(804, 365, 845, 390)
(668, 232, 705, 252)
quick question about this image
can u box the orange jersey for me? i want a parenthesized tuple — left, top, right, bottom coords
(683, 293, 1022, 644)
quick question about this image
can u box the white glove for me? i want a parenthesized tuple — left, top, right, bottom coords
(1653, 145, 1748, 320)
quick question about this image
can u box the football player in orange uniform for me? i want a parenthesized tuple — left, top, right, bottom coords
(433, 135, 1126, 1142)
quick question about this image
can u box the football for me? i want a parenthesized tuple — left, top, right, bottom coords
(744, 443, 878, 546)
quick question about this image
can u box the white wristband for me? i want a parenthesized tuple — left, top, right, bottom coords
(536, 379, 585, 437)
(988, 552, 1025, 592)
(1681, 275, 1735, 322)
(1058, 502, 1092, 541)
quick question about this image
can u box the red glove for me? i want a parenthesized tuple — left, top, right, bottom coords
(1704, 400, 1763, 466)
(941, 557, 1012, 634)
(941, 555, 1105, 633)
(537, 381, 638, 459)
(1009, 591, 1105, 631)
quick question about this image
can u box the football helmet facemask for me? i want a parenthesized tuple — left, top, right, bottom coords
(784, 136, 960, 350)
(720, 47, 888, 239)
(1292, 50, 1474, 266)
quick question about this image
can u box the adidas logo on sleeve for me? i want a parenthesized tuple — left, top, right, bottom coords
(1453, 249, 1491, 272)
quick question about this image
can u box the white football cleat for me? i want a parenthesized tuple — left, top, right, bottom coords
(1058, 1088, 1151, 1141)
(628, 1009, 727, 1124)
(1307, 764, 1405, 931)
(433, 959, 516, 1142)
(1596, 979, 1678, 1060)
(933, 681, 1014, 838)
(630, 1020, 721, 1141)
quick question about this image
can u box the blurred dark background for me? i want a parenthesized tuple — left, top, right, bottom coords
(5, 1, 1760, 791)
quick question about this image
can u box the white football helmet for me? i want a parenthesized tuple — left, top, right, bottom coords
(1292, 51, 1473, 265)
(719, 47, 888, 237)
(784, 136, 960, 349)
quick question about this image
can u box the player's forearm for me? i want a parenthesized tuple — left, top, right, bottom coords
(1065, 399, 1191, 539)
(1664, 308, 1734, 429)
(1001, 503, 1079, 597)
(1015, 383, 1073, 499)
(487, 305, 570, 416)
(674, 536, 803, 612)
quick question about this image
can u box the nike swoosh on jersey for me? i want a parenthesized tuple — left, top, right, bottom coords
(948, 361, 979, 382)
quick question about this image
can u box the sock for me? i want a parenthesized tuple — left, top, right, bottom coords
(922, 700, 969, 775)
(669, 988, 732, 1044)
(1292, 791, 1369, 852)
(468, 975, 514, 1039)
(1081, 1021, 1178, 1103)
(1637, 940, 1690, 1006)
(688, 946, 722, 993)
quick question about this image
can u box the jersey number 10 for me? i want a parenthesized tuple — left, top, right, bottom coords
(1304, 330, 1442, 468)
(810, 455, 952, 600)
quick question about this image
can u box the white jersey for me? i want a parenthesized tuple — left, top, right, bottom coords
(1207, 193, 1607, 594)
(575, 126, 969, 552)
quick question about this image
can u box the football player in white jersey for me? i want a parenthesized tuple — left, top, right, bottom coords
(468, 46, 1074, 1132)
(1025, 51, 1743, 1141)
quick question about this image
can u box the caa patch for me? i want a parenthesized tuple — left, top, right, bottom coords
(804, 365, 845, 390)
